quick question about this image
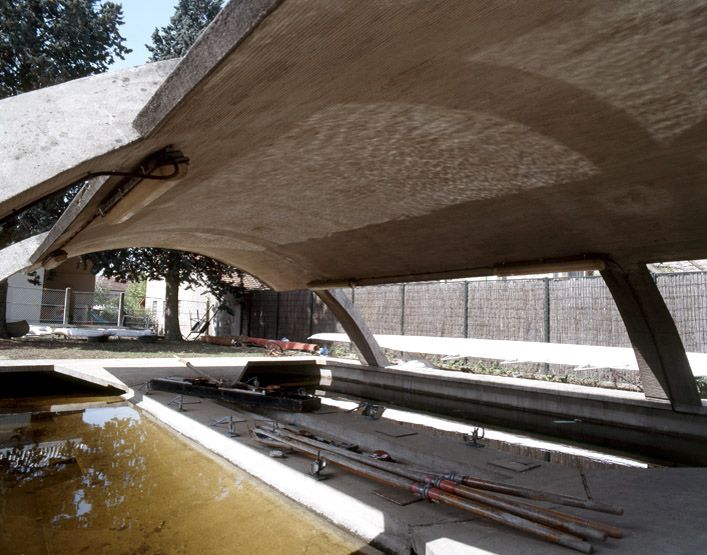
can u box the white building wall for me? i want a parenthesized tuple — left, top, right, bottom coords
(6, 270, 44, 323)
(145, 279, 215, 338)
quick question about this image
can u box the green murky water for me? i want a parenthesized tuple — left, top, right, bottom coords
(0, 402, 368, 554)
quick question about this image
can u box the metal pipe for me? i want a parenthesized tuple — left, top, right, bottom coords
(273, 427, 609, 542)
(540, 506, 623, 539)
(254, 427, 593, 554)
(425, 487, 593, 554)
(455, 475, 623, 515)
(430, 478, 606, 542)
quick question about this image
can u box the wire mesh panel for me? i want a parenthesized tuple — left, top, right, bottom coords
(248, 290, 279, 338)
(353, 285, 404, 335)
(310, 293, 343, 335)
(468, 279, 545, 342)
(39, 288, 68, 324)
(74, 290, 120, 326)
(5, 286, 45, 324)
(123, 292, 152, 329)
(277, 290, 312, 342)
(403, 281, 466, 337)
(549, 277, 630, 347)
(657, 272, 707, 353)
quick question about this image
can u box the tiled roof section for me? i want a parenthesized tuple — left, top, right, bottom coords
(223, 271, 270, 290)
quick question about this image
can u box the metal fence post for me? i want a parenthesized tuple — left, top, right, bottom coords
(400, 283, 406, 335)
(117, 292, 125, 326)
(309, 292, 315, 337)
(463, 281, 470, 338)
(543, 278, 551, 343)
(239, 297, 244, 335)
(62, 287, 72, 325)
(275, 292, 281, 339)
(247, 292, 253, 337)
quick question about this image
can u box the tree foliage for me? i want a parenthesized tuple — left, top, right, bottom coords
(86, 248, 245, 303)
(87, 0, 231, 341)
(0, 0, 129, 338)
(0, 182, 82, 251)
(0, 0, 131, 98)
(146, 0, 222, 61)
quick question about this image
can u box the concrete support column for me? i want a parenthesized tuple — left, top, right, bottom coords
(315, 289, 389, 368)
(600, 262, 701, 412)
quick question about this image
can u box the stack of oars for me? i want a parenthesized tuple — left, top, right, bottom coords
(253, 425, 623, 554)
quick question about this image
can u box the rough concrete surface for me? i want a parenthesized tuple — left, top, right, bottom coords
(0, 60, 177, 217)
(1, 1, 705, 290)
(0, 233, 48, 281)
(7, 357, 705, 553)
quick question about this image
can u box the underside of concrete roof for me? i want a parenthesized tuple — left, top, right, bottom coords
(2, 0, 707, 292)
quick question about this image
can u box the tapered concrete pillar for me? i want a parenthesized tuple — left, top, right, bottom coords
(315, 289, 389, 368)
(601, 262, 701, 412)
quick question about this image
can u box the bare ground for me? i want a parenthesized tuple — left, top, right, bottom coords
(0, 337, 270, 360)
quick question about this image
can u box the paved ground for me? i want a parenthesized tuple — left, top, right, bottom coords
(6, 356, 707, 554)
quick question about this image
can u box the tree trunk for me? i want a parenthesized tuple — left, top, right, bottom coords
(0, 279, 8, 339)
(163, 256, 182, 341)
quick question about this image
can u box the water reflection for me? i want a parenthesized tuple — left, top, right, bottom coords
(1, 403, 367, 554)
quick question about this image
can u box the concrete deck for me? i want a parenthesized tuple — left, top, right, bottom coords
(7, 356, 704, 554)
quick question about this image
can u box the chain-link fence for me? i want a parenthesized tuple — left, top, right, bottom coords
(6, 286, 154, 329)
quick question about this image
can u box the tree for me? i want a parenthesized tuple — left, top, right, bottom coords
(86, 249, 245, 341)
(0, 0, 131, 98)
(146, 0, 222, 61)
(0, 0, 129, 338)
(87, 0, 228, 341)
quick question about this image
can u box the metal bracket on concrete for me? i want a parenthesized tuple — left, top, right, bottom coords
(357, 401, 385, 420)
(463, 427, 485, 448)
(136, 381, 154, 395)
(166, 394, 201, 412)
(210, 415, 246, 437)
(600, 261, 702, 412)
(315, 289, 389, 368)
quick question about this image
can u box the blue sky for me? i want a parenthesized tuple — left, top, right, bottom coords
(108, 0, 179, 71)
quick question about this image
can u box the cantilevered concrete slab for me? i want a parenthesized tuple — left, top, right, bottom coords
(0, 233, 48, 282)
(2, 0, 706, 411)
(2, 0, 704, 293)
(0, 60, 177, 216)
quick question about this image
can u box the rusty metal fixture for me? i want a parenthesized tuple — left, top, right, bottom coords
(428, 478, 606, 542)
(254, 427, 594, 554)
(272, 427, 613, 543)
(540, 506, 623, 539)
(463, 427, 485, 448)
(446, 474, 623, 515)
(421, 486, 593, 554)
(370, 450, 393, 461)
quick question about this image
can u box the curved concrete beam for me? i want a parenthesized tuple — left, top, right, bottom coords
(315, 289, 389, 368)
(601, 262, 702, 411)
(0, 233, 49, 282)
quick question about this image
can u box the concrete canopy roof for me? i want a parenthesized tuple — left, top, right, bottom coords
(4, 1, 707, 291)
